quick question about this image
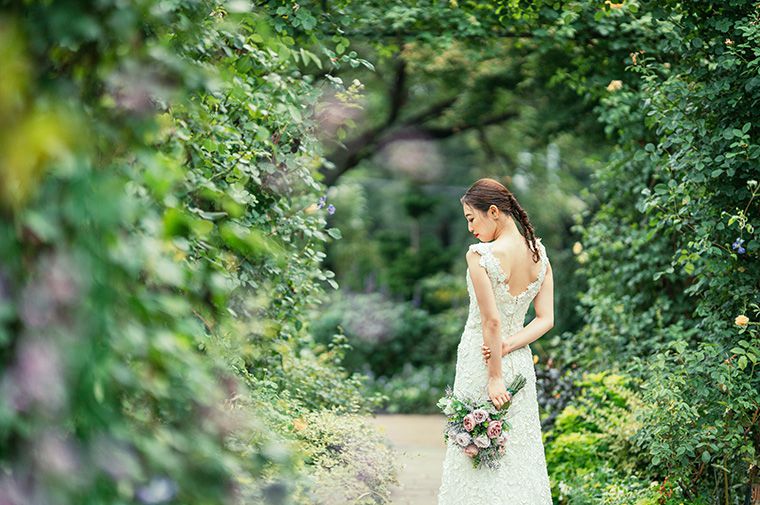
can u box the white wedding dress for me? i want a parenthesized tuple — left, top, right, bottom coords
(437, 238, 553, 505)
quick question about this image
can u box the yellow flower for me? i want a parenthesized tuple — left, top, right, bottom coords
(604, 0, 624, 8)
(292, 418, 308, 431)
(606, 80, 623, 92)
(304, 203, 319, 214)
(724, 38, 734, 46)
(533, 354, 539, 364)
(735, 315, 749, 327)
(572, 241, 583, 255)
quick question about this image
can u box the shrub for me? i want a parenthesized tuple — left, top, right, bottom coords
(289, 409, 399, 505)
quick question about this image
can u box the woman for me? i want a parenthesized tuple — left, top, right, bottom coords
(437, 178, 554, 504)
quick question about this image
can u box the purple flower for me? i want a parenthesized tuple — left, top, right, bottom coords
(327, 204, 336, 215)
(732, 237, 746, 254)
(472, 408, 489, 424)
(317, 195, 327, 209)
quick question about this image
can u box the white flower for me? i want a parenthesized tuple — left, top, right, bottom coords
(473, 435, 491, 448)
(437, 397, 454, 415)
(472, 408, 489, 424)
(454, 432, 472, 447)
(443, 401, 456, 416)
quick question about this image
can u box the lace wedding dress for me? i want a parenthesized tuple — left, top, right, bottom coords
(437, 238, 553, 505)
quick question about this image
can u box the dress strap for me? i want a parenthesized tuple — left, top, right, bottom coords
(468, 242, 507, 285)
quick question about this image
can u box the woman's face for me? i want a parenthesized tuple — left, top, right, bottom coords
(463, 202, 497, 242)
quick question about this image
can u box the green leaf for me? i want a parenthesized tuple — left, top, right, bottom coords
(737, 356, 748, 370)
(326, 227, 342, 239)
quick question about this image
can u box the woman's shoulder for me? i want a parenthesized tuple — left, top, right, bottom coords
(467, 241, 491, 255)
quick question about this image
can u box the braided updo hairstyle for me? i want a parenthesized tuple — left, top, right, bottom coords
(460, 178, 540, 263)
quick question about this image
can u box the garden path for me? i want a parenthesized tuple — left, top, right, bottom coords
(366, 414, 448, 505)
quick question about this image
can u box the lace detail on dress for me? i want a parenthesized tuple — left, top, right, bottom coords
(437, 237, 553, 505)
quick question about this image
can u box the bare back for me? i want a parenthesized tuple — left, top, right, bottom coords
(489, 237, 542, 298)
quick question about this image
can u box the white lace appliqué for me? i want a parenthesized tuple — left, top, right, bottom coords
(437, 238, 553, 505)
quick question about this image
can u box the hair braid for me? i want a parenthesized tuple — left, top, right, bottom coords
(506, 193, 540, 263)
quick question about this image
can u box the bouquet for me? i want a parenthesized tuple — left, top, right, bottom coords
(436, 374, 527, 470)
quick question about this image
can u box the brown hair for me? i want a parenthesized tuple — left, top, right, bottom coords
(460, 178, 540, 263)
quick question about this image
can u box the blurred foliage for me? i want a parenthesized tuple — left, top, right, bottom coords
(1, 0, 758, 504)
(288, 408, 399, 505)
(369, 362, 455, 414)
(0, 1, 388, 504)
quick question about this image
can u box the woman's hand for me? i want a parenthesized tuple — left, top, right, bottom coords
(487, 377, 512, 410)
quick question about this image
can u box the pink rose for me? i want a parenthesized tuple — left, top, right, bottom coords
(497, 432, 509, 446)
(462, 414, 476, 432)
(463, 444, 479, 458)
(486, 420, 503, 439)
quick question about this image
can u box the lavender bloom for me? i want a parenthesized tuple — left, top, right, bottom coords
(317, 195, 326, 209)
(327, 204, 336, 215)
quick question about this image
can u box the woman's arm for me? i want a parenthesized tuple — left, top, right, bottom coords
(501, 259, 554, 356)
(466, 249, 511, 409)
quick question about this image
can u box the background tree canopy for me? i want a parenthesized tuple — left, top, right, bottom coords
(0, 1, 757, 504)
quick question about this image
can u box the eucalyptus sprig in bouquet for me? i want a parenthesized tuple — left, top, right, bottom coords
(436, 374, 527, 469)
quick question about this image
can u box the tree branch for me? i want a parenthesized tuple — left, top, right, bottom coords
(320, 109, 518, 185)
(418, 111, 519, 139)
(386, 57, 407, 125)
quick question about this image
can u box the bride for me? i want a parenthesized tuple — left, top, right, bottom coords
(437, 178, 554, 504)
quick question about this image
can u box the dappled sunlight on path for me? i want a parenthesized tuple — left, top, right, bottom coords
(366, 414, 448, 505)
